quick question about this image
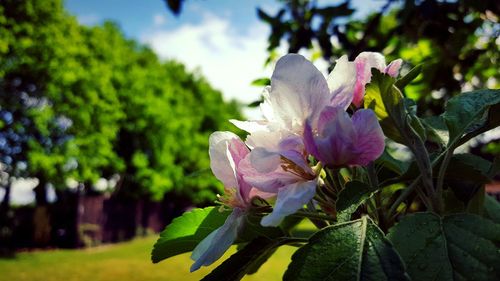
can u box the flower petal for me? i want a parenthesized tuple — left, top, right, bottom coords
(249, 147, 281, 173)
(239, 155, 299, 193)
(229, 119, 269, 134)
(260, 86, 276, 122)
(261, 180, 317, 227)
(355, 52, 387, 71)
(385, 59, 403, 77)
(269, 54, 330, 132)
(353, 52, 386, 107)
(351, 109, 385, 165)
(190, 208, 245, 272)
(317, 109, 356, 166)
(303, 120, 319, 159)
(209, 132, 241, 188)
(327, 55, 356, 110)
(245, 130, 283, 150)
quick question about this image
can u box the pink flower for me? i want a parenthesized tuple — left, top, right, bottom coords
(190, 132, 268, 272)
(230, 54, 357, 136)
(239, 134, 318, 227)
(352, 52, 402, 107)
(229, 54, 359, 227)
(304, 106, 385, 167)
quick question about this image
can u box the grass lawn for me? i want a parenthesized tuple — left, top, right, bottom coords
(0, 235, 300, 281)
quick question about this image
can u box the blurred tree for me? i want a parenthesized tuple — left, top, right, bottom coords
(161, 0, 499, 169)
(0, 0, 242, 247)
(0, 0, 78, 247)
(256, 0, 499, 116)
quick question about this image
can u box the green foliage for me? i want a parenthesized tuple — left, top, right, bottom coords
(336, 181, 376, 222)
(250, 78, 271, 87)
(484, 195, 500, 224)
(375, 149, 409, 176)
(364, 70, 405, 144)
(152, 62, 499, 280)
(151, 207, 285, 264)
(388, 213, 500, 281)
(284, 217, 409, 281)
(158, 2, 500, 280)
(152, 207, 230, 263)
(256, 0, 499, 114)
(0, 0, 241, 203)
(394, 64, 422, 89)
(201, 237, 288, 281)
(442, 89, 500, 147)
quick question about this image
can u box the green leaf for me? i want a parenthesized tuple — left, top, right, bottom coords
(388, 212, 500, 281)
(364, 70, 407, 144)
(376, 148, 410, 175)
(151, 207, 230, 263)
(395, 64, 422, 89)
(248, 100, 262, 107)
(484, 195, 500, 224)
(442, 89, 500, 146)
(364, 70, 397, 121)
(423, 116, 449, 147)
(446, 154, 492, 184)
(201, 237, 291, 281)
(446, 154, 493, 205)
(284, 217, 410, 281)
(336, 181, 377, 222)
(236, 214, 284, 242)
(250, 77, 271, 87)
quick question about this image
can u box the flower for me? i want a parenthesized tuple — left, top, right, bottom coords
(352, 52, 402, 107)
(230, 54, 358, 227)
(230, 54, 357, 136)
(239, 134, 318, 227)
(190, 131, 267, 272)
(220, 53, 391, 227)
(304, 106, 385, 167)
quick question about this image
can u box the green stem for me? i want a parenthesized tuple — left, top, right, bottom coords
(367, 163, 379, 189)
(279, 237, 308, 244)
(415, 184, 433, 211)
(435, 148, 454, 200)
(367, 163, 384, 225)
(306, 201, 328, 229)
(406, 124, 439, 213)
(388, 177, 420, 217)
(293, 210, 336, 222)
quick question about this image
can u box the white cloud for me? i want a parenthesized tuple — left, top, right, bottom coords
(141, 11, 333, 119)
(153, 14, 166, 26)
(141, 12, 272, 118)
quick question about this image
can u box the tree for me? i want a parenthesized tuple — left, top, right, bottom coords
(256, 0, 499, 115)
(1, 0, 242, 248)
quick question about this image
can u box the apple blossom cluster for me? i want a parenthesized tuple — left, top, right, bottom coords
(190, 52, 402, 272)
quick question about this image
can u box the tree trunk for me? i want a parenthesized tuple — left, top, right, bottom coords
(34, 175, 48, 206)
(33, 174, 51, 247)
(0, 181, 14, 256)
(140, 198, 151, 236)
(0, 181, 11, 213)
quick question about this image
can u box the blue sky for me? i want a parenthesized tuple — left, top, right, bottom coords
(65, 0, 279, 39)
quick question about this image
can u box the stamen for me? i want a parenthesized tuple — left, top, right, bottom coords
(280, 156, 316, 180)
(216, 187, 245, 209)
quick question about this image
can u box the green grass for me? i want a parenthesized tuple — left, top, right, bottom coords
(0, 236, 299, 281)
